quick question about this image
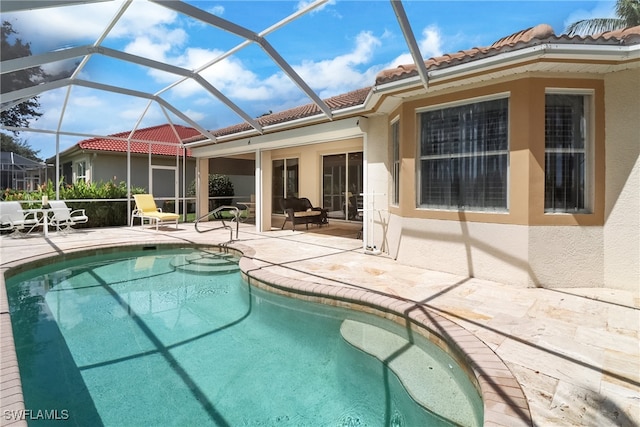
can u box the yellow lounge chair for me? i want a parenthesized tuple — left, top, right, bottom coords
(131, 194, 180, 230)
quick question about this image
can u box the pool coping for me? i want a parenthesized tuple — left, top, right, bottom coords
(0, 242, 533, 427)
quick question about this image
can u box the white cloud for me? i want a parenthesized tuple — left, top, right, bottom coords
(293, 30, 381, 93)
(103, 1, 179, 40)
(419, 26, 444, 58)
(563, 1, 616, 33)
(207, 5, 225, 16)
(4, 0, 178, 52)
(387, 25, 444, 69)
(124, 36, 173, 63)
(296, 0, 337, 14)
(118, 102, 164, 123)
(71, 96, 104, 108)
(180, 109, 206, 122)
(4, 3, 117, 50)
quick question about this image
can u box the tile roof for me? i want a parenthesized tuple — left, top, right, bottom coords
(208, 86, 371, 138)
(375, 24, 640, 85)
(77, 124, 201, 156)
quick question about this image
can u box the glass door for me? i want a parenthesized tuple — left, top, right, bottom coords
(322, 152, 363, 221)
(272, 158, 298, 214)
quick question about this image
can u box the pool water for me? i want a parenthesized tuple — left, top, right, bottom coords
(6, 247, 482, 426)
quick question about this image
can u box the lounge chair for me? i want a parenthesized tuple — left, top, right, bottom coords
(48, 200, 89, 233)
(0, 201, 40, 235)
(131, 194, 180, 230)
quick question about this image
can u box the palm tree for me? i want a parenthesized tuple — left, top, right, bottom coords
(566, 0, 640, 35)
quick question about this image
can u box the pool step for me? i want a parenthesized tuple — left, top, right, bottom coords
(170, 253, 239, 275)
(340, 320, 479, 427)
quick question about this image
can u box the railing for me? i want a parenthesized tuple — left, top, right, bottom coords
(3, 195, 255, 228)
(194, 205, 241, 242)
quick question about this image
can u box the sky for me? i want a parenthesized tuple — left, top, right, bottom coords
(2, 0, 616, 160)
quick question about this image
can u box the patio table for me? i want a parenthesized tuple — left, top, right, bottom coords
(21, 208, 51, 237)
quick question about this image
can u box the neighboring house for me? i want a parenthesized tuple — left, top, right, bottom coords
(50, 124, 200, 202)
(187, 24, 639, 292)
(0, 151, 46, 191)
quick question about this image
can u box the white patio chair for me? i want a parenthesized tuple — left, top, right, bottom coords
(0, 201, 40, 236)
(48, 200, 89, 233)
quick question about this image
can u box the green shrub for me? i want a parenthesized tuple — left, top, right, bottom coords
(187, 174, 234, 210)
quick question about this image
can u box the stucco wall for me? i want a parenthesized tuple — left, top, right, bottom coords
(393, 216, 531, 287)
(363, 116, 391, 251)
(603, 68, 640, 290)
(386, 217, 610, 288)
(528, 226, 605, 288)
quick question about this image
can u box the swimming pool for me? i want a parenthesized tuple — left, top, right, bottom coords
(6, 247, 482, 426)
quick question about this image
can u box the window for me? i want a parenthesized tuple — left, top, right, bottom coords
(545, 93, 590, 213)
(418, 97, 509, 211)
(76, 161, 87, 183)
(391, 120, 400, 206)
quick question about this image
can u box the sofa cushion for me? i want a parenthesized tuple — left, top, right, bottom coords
(293, 210, 322, 217)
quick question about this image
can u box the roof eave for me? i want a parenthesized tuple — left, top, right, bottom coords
(192, 116, 366, 158)
(374, 43, 640, 95)
(184, 103, 369, 150)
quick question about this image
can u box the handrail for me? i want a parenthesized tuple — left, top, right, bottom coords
(194, 205, 240, 241)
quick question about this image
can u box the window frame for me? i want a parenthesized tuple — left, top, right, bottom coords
(390, 117, 400, 206)
(416, 93, 511, 212)
(544, 88, 594, 214)
(272, 157, 299, 214)
(75, 160, 87, 183)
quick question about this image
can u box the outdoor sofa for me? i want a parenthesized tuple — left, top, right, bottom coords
(280, 197, 328, 231)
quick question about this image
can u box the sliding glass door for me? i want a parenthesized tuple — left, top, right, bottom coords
(322, 152, 363, 221)
(272, 158, 299, 214)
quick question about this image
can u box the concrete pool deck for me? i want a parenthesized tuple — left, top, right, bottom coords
(1, 223, 638, 426)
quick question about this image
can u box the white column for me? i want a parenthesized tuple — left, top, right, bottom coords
(254, 149, 262, 232)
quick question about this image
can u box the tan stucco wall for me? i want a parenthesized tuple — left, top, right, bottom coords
(528, 225, 605, 287)
(375, 74, 639, 290)
(396, 215, 531, 287)
(603, 68, 640, 289)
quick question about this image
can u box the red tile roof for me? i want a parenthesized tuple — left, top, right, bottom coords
(375, 24, 640, 85)
(77, 124, 201, 156)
